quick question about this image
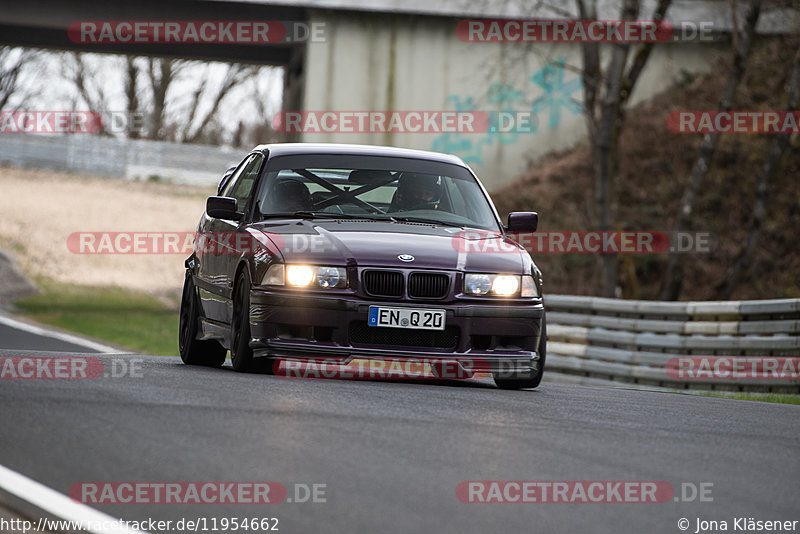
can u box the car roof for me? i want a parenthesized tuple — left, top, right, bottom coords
(252, 143, 468, 167)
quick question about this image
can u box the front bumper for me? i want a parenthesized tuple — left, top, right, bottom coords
(248, 290, 544, 375)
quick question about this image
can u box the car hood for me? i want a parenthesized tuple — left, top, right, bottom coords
(250, 220, 530, 274)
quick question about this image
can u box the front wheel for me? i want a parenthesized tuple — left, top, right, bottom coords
(230, 269, 256, 372)
(179, 272, 227, 367)
(494, 314, 546, 390)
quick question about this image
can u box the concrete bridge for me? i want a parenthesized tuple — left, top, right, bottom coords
(2, 0, 797, 188)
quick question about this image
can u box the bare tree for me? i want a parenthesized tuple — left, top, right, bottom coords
(55, 50, 281, 144)
(179, 63, 256, 144)
(0, 47, 38, 111)
(242, 68, 283, 146)
(251, 68, 280, 123)
(577, 0, 672, 297)
(715, 42, 800, 298)
(123, 56, 142, 139)
(60, 53, 179, 140)
(60, 52, 118, 136)
(660, 0, 762, 300)
(231, 120, 246, 148)
(145, 57, 185, 140)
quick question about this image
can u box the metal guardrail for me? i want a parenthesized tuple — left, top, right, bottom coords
(0, 133, 241, 186)
(544, 295, 800, 392)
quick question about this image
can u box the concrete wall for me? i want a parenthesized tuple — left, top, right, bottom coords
(301, 10, 723, 190)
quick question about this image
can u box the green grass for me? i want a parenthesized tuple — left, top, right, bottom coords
(14, 279, 180, 356)
(699, 392, 800, 405)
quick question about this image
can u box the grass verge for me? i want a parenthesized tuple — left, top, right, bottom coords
(699, 392, 800, 406)
(14, 278, 180, 356)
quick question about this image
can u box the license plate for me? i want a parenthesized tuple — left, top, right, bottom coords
(368, 306, 446, 331)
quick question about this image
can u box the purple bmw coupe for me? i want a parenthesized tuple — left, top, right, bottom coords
(179, 143, 545, 389)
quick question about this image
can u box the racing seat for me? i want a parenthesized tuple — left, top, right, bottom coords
(266, 179, 313, 213)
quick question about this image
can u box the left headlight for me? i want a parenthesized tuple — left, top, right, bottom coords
(464, 274, 531, 297)
(263, 264, 347, 289)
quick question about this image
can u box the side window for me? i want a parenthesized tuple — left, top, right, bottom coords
(222, 154, 264, 212)
(220, 157, 250, 197)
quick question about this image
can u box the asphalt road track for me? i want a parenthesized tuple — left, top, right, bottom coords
(0, 315, 114, 354)
(0, 349, 798, 534)
(0, 323, 101, 353)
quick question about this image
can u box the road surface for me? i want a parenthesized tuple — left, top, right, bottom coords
(0, 348, 797, 534)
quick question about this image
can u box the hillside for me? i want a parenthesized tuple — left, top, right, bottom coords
(491, 36, 800, 301)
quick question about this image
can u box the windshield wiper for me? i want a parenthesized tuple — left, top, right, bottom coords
(391, 216, 464, 228)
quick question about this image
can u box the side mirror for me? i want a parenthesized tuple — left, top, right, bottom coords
(506, 212, 538, 232)
(206, 196, 241, 220)
(217, 166, 237, 195)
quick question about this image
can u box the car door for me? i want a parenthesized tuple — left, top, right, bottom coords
(197, 153, 263, 324)
(215, 153, 265, 324)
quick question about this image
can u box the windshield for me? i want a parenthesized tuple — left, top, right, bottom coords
(254, 156, 501, 231)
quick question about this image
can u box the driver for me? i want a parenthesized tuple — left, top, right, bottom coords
(392, 173, 441, 211)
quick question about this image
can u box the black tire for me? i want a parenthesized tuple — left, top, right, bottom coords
(230, 269, 256, 372)
(179, 272, 227, 367)
(494, 314, 546, 390)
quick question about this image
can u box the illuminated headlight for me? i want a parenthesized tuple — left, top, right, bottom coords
(464, 274, 521, 297)
(492, 275, 519, 296)
(263, 264, 347, 289)
(287, 265, 315, 286)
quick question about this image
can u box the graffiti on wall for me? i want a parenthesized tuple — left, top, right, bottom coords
(432, 58, 583, 165)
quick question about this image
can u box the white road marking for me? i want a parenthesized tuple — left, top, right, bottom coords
(0, 464, 148, 534)
(0, 315, 123, 354)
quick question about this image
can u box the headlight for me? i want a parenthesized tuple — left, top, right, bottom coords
(287, 265, 315, 286)
(464, 274, 522, 297)
(492, 275, 519, 296)
(263, 264, 347, 289)
(464, 274, 493, 295)
(317, 266, 343, 288)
